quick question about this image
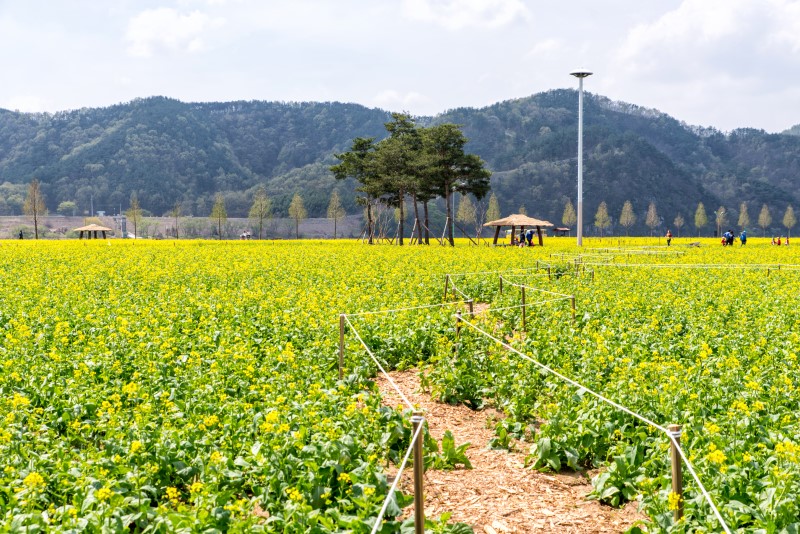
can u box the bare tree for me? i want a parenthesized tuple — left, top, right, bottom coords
(125, 193, 142, 239)
(456, 194, 477, 239)
(758, 204, 771, 237)
(249, 186, 272, 239)
(23, 178, 48, 239)
(738, 201, 750, 229)
(326, 189, 345, 239)
(562, 200, 577, 236)
(288, 193, 307, 239)
(645, 202, 659, 237)
(673, 214, 685, 237)
(695, 202, 708, 236)
(171, 201, 181, 239)
(783, 205, 796, 238)
(619, 200, 635, 236)
(594, 201, 611, 238)
(210, 193, 227, 240)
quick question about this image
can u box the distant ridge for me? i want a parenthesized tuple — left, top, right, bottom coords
(1, 92, 799, 235)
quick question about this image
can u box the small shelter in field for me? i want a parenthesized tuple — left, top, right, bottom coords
(75, 223, 113, 239)
(552, 227, 570, 237)
(484, 214, 554, 246)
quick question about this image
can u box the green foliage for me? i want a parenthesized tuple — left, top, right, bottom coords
(488, 419, 526, 451)
(424, 431, 473, 470)
(588, 446, 645, 507)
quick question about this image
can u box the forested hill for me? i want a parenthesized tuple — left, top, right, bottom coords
(1, 93, 800, 235)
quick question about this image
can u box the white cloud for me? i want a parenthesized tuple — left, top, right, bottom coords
(126, 8, 223, 58)
(527, 38, 560, 57)
(401, 0, 529, 30)
(372, 90, 431, 111)
(616, 0, 800, 78)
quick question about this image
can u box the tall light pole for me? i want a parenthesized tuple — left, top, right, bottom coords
(570, 69, 592, 246)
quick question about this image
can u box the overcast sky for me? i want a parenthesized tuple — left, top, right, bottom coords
(2, 0, 799, 133)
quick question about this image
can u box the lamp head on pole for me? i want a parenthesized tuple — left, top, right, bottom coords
(570, 69, 593, 79)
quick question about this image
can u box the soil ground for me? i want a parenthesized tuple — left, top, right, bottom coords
(375, 370, 645, 533)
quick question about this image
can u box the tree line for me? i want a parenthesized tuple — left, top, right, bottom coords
(577, 199, 797, 238)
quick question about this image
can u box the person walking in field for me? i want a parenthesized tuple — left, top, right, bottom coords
(665, 229, 672, 246)
(739, 229, 747, 246)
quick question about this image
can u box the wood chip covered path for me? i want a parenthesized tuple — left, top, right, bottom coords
(375, 370, 645, 533)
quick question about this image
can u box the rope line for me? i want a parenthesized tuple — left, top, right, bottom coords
(457, 316, 731, 534)
(473, 298, 570, 314)
(582, 261, 800, 271)
(346, 300, 470, 317)
(343, 316, 414, 411)
(369, 421, 425, 534)
(501, 281, 574, 299)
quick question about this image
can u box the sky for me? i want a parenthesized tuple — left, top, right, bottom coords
(2, 0, 800, 133)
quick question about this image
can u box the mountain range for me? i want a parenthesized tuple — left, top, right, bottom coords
(1, 90, 799, 236)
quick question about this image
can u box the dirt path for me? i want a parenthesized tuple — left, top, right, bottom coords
(375, 370, 645, 533)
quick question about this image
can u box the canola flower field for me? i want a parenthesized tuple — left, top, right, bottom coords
(1, 237, 799, 533)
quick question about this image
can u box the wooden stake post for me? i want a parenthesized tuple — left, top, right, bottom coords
(338, 314, 345, 380)
(521, 286, 526, 330)
(411, 413, 426, 534)
(669, 424, 684, 521)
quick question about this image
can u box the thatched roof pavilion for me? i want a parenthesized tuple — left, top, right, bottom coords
(484, 214, 554, 246)
(75, 223, 112, 239)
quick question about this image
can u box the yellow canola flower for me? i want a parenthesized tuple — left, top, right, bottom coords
(23, 472, 45, 489)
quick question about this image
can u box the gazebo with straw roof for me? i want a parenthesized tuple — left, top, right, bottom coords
(483, 213, 554, 246)
(75, 223, 113, 239)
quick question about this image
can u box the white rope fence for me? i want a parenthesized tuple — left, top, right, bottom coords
(369, 421, 425, 534)
(343, 315, 415, 411)
(457, 315, 731, 533)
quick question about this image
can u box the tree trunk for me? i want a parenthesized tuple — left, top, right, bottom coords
(423, 201, 430, 245)
(398, 194, 404, 246)
(367, 201, 374, 244)
(334, 217, 337, 239)
(446, 186, 454, 246)
(412, 195, 423, 245)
